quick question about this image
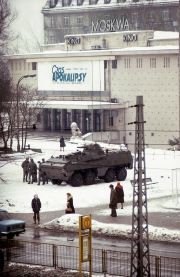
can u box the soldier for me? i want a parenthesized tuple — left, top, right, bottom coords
(21, 157, 29, 182)
(109, 184, 118, 217)
(28, 159, 37, 184)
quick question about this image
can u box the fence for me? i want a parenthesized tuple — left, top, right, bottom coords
(0, 239, 180, 276)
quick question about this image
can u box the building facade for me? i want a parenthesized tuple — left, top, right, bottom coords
(7, 30, 179, 149)
(42, 0, 179, 44)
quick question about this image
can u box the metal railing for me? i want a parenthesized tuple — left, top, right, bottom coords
(0, 239, 180, 276)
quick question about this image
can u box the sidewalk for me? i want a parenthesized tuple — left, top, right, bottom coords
(10, 202, 180, 231)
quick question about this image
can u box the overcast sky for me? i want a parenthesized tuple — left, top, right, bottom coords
(10, 0, 46, 53)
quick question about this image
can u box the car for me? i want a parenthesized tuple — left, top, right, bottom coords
(0, 209, 25, 239)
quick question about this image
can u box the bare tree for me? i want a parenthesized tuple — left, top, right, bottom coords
(18, 86, 44, 151)
(0, 92, 16, 149)
(0, 0, 16, 54)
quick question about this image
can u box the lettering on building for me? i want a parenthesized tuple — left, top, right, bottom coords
(66, 36, 81, 45)
(92, 17, 129, 32)
(52, 65, 87, 84)
(123, 33, 138, 42)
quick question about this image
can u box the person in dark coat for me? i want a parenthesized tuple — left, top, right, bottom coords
(31, 194, 41, 224)
(21, 157, 29, 182)
(115, 182, 124, 209)
(60, 136, 66, 151)
(28, 159, 37, 184)
(109, 184, 118, 217)
(65, 193, 75, 214)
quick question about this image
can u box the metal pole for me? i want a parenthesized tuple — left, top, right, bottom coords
(16, 74, 36, 152)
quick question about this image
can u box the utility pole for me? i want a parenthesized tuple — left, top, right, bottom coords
(130, 96, 151, 276)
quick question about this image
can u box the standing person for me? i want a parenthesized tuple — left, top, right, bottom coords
(31, 194, 41, 224)
(109, 184, 118, 217)
(21, 157, 29, 182)
(28, 159, 37, 184)
(60, 136, 66, 151)
(115, 182, 124, 209)
(65, 192, 75, 214)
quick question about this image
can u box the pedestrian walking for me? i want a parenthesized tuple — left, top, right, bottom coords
(60, 136, 66, 151)
(21, 157, 29, 182)
(115, 182, 124, 209)
(65, 192, 75, 214)
(109, 184, 118, 217)
(31, 194, 41, 224)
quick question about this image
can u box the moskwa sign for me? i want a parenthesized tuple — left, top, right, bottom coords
(38, 61, 104, 91)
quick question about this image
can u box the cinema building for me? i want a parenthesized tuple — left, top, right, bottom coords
(42, 0, 179, 44)
(7, 30, 179, 148)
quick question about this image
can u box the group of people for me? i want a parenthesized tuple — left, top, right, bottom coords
(21, 158, 48, 185)
(31, 192, 75, 224)
(109, 182, 124, 217)
(31, 183, 123, 225)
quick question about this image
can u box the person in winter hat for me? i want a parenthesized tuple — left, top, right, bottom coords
(31, 194, 41, 224)
(115, 182, 124, 209)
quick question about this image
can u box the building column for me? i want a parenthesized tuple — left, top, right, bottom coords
(61, 109, 66, 131)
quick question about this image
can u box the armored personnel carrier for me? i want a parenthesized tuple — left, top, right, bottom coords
(40, 143, 133, 186)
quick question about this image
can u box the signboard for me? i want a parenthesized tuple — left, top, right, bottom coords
(79, 215, 92, 276)
(38, 61, 104, 91)
(81, 235, 90, 262)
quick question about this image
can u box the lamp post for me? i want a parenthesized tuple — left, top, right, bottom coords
(16, 74, 36, 151)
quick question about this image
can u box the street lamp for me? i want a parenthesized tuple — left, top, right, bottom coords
(16, 74, 36, 151)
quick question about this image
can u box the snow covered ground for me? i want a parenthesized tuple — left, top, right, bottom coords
(0, 134, 180, 242)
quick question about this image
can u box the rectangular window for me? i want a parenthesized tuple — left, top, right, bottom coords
(77, 0, 84, 5)
(104, 60, 107, 69)
(162, 10, 169, 20)
(112, 60, 117, 69)
(77, 16, 83, 26)
(32, 62, 37, 71)
(150, 58, 156, 68)
(89, 0, 98, 4)
(164, 57, 170, 68)
(109, 116, 114, 126)
(50, 16, 55, 28)
(124, 58, 131, 68)
(64, 16, 70, 27)
(136, 58, 142, 68)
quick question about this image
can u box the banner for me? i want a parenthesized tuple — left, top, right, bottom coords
(38, 60, 104, 91)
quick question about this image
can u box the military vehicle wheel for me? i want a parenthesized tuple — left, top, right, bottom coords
(51, 179, 62, 185)
(116, 168, 127, 181)
(71, 172, 84, 187)
(84, 170, 96, 185)
(104, 168, 115, 182)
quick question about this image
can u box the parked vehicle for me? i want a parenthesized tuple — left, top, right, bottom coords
(0, 209, 25, 239)
(41, 143, 133, 186)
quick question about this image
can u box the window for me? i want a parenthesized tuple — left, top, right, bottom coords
(150, 58, 156, 68)
(112, 60, 117, 69)
(164, 57, 170, 68)
(124, 58, 131, 68)
(77, 16, 83, 26)
(162, 10, 169, 21)
(50, 16, 55, 28)
(136, 58, 142, 68)
(77, 0, 84, 5)
(64, 16, 70, 27)
(109, 116, 114, 126)
(32, 62, 37, 71)
(104, 60, 107, 69)
(89, 0, 98, 5)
